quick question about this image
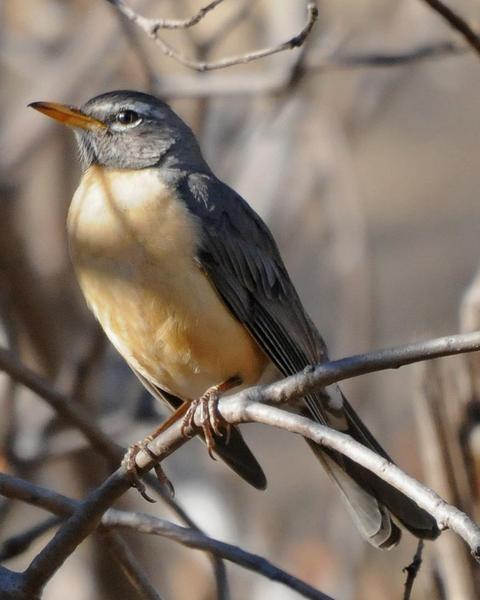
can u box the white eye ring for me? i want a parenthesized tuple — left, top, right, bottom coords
(111, 110, 142, 129)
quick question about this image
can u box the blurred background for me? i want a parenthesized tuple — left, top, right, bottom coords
(1, 0, 480, 598)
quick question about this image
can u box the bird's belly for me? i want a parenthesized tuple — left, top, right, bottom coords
(68, 166, 268, 400)
(77, 266, 267, 399)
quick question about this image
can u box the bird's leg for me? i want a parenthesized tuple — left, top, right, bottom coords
(181, 375, 242, 458)
(122, 436, 175, 502)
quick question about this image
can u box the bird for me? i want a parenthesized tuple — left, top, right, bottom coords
(29, 90, 439, 548)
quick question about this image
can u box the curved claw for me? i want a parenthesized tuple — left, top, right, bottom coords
(180, 377, 241, 459)
(121, 442, 157, 503)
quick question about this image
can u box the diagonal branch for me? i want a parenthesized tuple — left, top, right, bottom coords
(0, 347, 227, 595)
(2, 331, 480, 596)
(107, 1, 319, 72)
(11, 397, 480, 596)
(420, 0, 480, 58)
(0, 473, 331, 600)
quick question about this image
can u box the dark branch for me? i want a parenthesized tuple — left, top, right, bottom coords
(3, 331, 480, 595)
(0, 473, 330, 600)
(420, 0, 480, 58)
(0, 347, 227, 594)
(403, 540, 424, 600)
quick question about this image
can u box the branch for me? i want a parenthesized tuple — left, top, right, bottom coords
(107, 1, 319, 72)
(104, 512, 332, 600)
(102, 530, 162, 600)
(0, 516, 60, 561)
(0, 347, 227, 595)
(420, 0, 480, 58)
(3, 331, 480, 595)
(403, 540, 424, 600)
(107, 0, 227, 31)
(14, 396, 480, 595)
(140, 399, 480, 559)
(242, 331, 480, 408)
(0, 474, 330, 600)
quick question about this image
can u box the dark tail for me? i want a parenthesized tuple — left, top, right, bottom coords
(212, 426, 267, 490)
(306, 387, 440, 548)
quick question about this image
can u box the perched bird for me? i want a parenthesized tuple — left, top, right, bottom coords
(30, 91, 439, 548)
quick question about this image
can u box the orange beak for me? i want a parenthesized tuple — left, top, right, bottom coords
(28, 101, 107, 131)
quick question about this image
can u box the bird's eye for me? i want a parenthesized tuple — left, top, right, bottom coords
(114, 110, 141, 126)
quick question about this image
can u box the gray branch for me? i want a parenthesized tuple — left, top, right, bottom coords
(0, 473, 330, 600)
(106, 0, 319, 72)
(2, 331, 480, 597)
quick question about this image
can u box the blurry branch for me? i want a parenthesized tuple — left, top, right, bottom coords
(416, 360, 479, 598)
(142, 39, 469, 98)
(197, 0, 249, 57)
(101, 531, 162, 600)
(104, 512, 328, 600)
(115, 9, 159, 92)
(107, 0, 318, 71)
(413, 269, 480, 598)
(403, 540, 424, 600)
(0, 347, 229, 597)
(0, 474, 331, 600)
(2, 332, 480, 598)
(420, 0, 480, 58)
(0, 516, 60, 562)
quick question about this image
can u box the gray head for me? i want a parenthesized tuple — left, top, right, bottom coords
(29, 90, 206, 171)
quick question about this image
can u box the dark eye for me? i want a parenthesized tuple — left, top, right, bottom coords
(114, 110, 141, 126)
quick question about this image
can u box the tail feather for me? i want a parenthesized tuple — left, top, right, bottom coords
(308, 441, 401, 548)
(305, 386, 440, 547)
(212, 426, 267, 490)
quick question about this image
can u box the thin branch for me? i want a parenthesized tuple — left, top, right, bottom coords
(146, 40, 469, 99)
(105, 512, 331, 600)
(420, 0, 480, 58)
(109, 1, 319, 72)
(3, 331, 480, 595)
(107, 0, 227, 31)
(231, 331, 480, 412)
(138, 400, 480, 559)
(403, 540, 424, 600)
(0, 347, 122, 462)
(0, 516, 60, 561)
(16, 394, 480, 594)
(0, 474, 330, 600)
(309, 40, 467, 69)
(0, 347, 227, 595)
(102, 530, 163, 600)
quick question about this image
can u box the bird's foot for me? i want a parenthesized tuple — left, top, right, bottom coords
(122, 436, 174, 502)
(181, 376, 242, 458)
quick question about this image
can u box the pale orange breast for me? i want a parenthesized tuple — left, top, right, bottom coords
(68, 166, 268, 400)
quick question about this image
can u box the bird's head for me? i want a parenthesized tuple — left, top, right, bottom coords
(29, 90, 200, 171)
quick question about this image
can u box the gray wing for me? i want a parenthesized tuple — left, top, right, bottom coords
(179, 173, 439, 546)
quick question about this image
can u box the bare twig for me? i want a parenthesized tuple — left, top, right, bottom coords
(0, 474, 330, 600)
(0, 516, 60, 561)
(403, 540, 424, 600)
(102, 530, 163, 600)
(243, 331, 480, 408)
(0, 347, 228, 596)
(107, 0, 227, 31)
(108, 1, 318, 72)
(143, 399, 480, 558)
(104, 512, 331, 600)
(6, 395, 478, 597)
(0, 347, 122, 461)
(420, 0, 480, 58)
(3, 331, 480, 596)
